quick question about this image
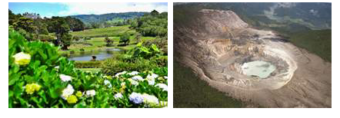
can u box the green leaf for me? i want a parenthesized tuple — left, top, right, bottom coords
(38, 50, 47, 60)
(9, 72, 22, 86)
(151, 44, 160, 52)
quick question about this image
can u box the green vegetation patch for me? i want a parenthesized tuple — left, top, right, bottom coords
(174, 60, 243, 108)
(71, 25, 136, 37)
(289, 29, 331, 62)
(9, 28, 167, 108)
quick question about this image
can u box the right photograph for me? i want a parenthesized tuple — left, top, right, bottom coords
(173, 3, 331, 108)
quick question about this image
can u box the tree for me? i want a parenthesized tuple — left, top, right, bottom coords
(65, 16, 85, 31)
(135, 33, 142, 43)
(61, 33, 72, 50)
(119, 33, 130, 46)
(151, 10, 159, 16)
(105, 36, 113, 46)
(49, 17, 71, 49)
(129, 10, 167, 37)
(91, 23, 100, 29)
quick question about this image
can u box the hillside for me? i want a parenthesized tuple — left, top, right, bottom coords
(175, 3, 331, 30)
(71, 12, 146, 24)
(289, 29, 331, 62)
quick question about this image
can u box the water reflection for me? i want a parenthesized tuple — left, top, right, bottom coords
(68, 48, 121, 61)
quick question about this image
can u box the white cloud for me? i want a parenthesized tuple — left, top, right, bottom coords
(58, 2, 167, 16)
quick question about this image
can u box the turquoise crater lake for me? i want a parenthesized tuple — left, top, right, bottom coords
(241, 61, 276, 79)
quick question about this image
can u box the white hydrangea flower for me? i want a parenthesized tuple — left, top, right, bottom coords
(121, 82, 126, 87)
(146, 76, 155, 85)
(60, 74, 72, 82)
(129, 92, 143, 104)
(85, 90, 96, 97)
(114, 93, 123, 100)
(61, 84, 74, 100)
(13, 52, 31, 65)
(131, 76, 144, 81)
(128, 79, 139, 86)
(164, 76, 168, 79)
(104, 79, 112, 88)
(156, 83, 168, 91)
(142, 94, 159, 106)
(150, 73, 159, 79)
(114, 71, 127, 77)
(128, 71, 139, 76)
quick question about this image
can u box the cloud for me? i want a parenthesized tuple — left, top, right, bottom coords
(58, 2, 167, 16)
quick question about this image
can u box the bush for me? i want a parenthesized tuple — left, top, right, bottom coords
(74, 61, 102, 68)
(127, 42, 163, 60)
(105, 36, 113, 46)
(119, 33, 130, 46)
(8, 28, 167, 108)
(39, 34, 55, 42)
(102, 58, 160, 75)
(102, 43, 167, 75)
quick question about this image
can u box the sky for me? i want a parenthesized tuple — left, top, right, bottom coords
(9, 2, 168, 17)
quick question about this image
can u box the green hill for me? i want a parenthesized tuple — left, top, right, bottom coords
(71, 12, 146, 24)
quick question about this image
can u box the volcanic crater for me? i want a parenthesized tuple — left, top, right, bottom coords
(174, 9, 331, 107)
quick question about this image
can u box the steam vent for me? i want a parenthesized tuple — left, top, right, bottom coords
(174, 9, 331, 107)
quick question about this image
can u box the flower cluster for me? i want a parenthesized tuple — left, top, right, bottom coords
(114, 70, 168, 107)
(13, 52, 31, 66)
(25, 83, 41, 94)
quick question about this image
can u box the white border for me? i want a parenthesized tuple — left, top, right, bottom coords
(1, 0, 339, 118)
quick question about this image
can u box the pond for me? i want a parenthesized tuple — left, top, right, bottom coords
(241, 61, 276, 79)
(68, 48, 121, 61)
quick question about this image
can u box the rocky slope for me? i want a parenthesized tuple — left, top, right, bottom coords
(174, 9, 331, 108)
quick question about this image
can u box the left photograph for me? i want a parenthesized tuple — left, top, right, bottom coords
(8, 2, 168, 108)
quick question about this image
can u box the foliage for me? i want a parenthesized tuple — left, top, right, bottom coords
(102, 58, 161, 76)
(102, 43, 167, 75)
(135, 32, 142, 43)
(130, 10, 167, 37)
(61, 33, 72, 50)
(9, 29, 167, 108)
(105, 36, 113, 46)
(38, 34, 55, 42)
(173, 60, 243, 108)
(289, 29, 332, 62)
(119, 32, 130, 46)
(9, 10, 85, 49)
(65, 16, 85, 31)
(71, 25, 135, 38)
(71, 12, 145, 27)
(125, 42, 162, 60)
(74, 61, 102, 68)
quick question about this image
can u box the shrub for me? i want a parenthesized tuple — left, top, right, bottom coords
(102, 58, 160, 75)
(105, 36, 113, 46)
(74, 61, 102, 68)
(119, 32, 130, 46)
(102, 43, 166, 75)
(39, 34, 55, 42)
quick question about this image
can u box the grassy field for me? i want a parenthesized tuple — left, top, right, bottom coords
(60, 26, 156, 55)
(174, 60, 244, 108)
(70, 25, 136, 37)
